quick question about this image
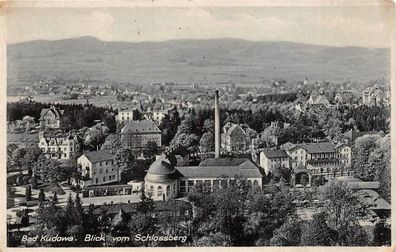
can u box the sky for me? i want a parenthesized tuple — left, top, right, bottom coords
(6, 5, 394, 48)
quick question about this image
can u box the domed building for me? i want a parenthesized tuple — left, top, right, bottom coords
(144, 157, 179, 201)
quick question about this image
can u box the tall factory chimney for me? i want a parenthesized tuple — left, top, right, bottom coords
(214, 89, 220, 158)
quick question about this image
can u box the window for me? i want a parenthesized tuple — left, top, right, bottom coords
(180, 181, 186, 193)
(157, 186, 163, 197)
(166, 185, 170, 196)
(149, 186, 154, 196)
(173, 184, 176, 195)
(213, 180, 219, 189)
(95, 178, 98, 184)
(99, 162, 102, 166)
(103, 177, 106, 182)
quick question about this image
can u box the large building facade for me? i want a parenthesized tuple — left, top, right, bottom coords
(121, 120, 162, 149)
(221, 122, 251, 153)
(76, 149, 120, 188)
(144, 157, 263, 201)
(38, 131, 78, 160)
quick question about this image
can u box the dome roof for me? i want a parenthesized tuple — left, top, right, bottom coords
(145, 158, 178, 183)
(293, 163, 310, 174)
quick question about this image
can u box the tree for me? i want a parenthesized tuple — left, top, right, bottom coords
(353, 134, 381, 181)
(25, 185, 32, 202)
(269, 217, 301, 246)
(84, 204, 99, 234)
(373, 221, 391, 246)
(20, 209, 30, 227)
(194, 233, 231, 246)
(101, 133, 121, 153)
(64, 193, 79, 226)
(114, 147, 135, 182)
(143, 141, 160, 162)
(320, 181, 365, 231)
(199, 131, 214, 153)
(300, 213, 335, 246)
(38, 188, 46, 204)
(52, 192, 58, 204)
(136, 188, 154, 215)
(74, 193, 84, 225)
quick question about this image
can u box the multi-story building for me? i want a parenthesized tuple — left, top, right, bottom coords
(38, 131, 78, 160)
(121, 120, 162, 149)
(221, 122, 251, 153)
(284, 142, 351, 177)
(334, 142, 352, 167)
(39, 105, 64, 129)
(362, 85, 387, 106)
(259, 149, 290, 175)
(116, 109, 138, 124)
(76, 149, 119, 188)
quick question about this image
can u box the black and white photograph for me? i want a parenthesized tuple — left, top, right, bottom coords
(3, 0, 394, 248)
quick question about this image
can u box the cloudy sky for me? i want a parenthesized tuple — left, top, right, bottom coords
(6, 4, 393, 48)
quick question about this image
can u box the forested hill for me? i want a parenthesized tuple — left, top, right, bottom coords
(8, 36, 390, 85)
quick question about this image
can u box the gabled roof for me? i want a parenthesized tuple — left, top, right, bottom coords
(177, 159, 262, 179)
(39, 107, 64, 120)
(223, 123, 246, 136)
(282, 142, 296, 151)
(297, 142, 335, 154)
(334, 142, 350, 149)
(82, 149, 114, 163)
(262, 149, 289, 158)
(293, 163, 309, 174)
(121, 120, 161, 134)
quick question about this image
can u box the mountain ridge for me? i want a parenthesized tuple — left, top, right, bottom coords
(7, 37, 390, 85)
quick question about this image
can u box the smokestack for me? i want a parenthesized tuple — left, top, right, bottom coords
(215, 90, 220, 158)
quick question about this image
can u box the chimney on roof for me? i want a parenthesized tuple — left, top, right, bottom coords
(214, 90, 220, 158)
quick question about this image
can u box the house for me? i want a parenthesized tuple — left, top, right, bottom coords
(334, 142, 352, 167)
(116, 109, 138, 124)
(120, 120, 162, 149)
(259, 149, 291, 175)
(39, 105, 64, 129)
(221, 122, 251, 153)
(362, 85, 386, 106)
(38, 131, 78, 160)
(76, 149, 119, 188)
(306, 90, 330, 109)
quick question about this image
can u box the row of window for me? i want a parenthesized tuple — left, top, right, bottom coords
(146, 184, 176, 197)
(94, 174, 116, 184)
(179, 179, 259, 193)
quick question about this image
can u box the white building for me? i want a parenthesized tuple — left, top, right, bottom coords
(334, 142, 352, 167)
(76, 149, 120, 188)
(38, 131, 78, 160)
(143, 156, 263, 201)
(259, 149, 290, 175)
(116, 109, 137, 124)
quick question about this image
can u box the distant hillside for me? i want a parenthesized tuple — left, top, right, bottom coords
(7, 36, 390, 85)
